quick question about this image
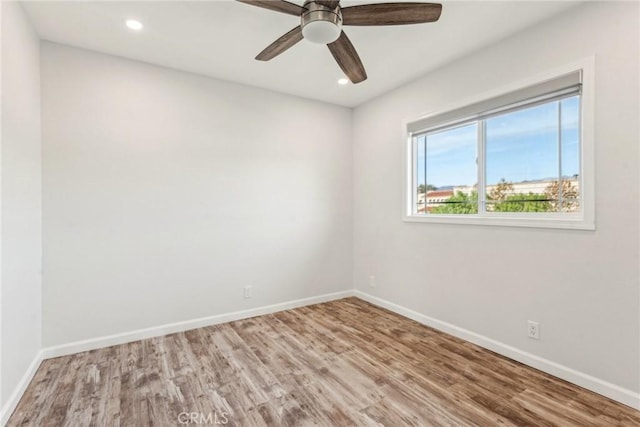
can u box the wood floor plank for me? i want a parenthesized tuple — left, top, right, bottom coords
(6, 297, 639, 426)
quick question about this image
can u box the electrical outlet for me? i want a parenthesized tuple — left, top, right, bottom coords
(244, 286, 252, 299)
(528, 321, 540, 340)
(369, 275, 376, 288)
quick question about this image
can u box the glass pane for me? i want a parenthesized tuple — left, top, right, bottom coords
(560, 96, 580, 212)
(424, 123, 478, 215)
(485, 101, 560, 213)
(415, 135, 427, 214)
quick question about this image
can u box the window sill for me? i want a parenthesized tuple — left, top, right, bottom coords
(403, 214, 595, 230)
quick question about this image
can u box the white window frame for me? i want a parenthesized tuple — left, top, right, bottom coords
(402, 58, 595, 230)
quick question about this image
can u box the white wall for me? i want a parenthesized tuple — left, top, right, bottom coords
(41, 43, 353, 347)
(353, 0, 639, 396)
(0, 1, 42, 410)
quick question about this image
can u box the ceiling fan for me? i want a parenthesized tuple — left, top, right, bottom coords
(237, 1, 442, 84)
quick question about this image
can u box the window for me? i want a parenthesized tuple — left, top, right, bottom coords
(405, 61, 594, 229)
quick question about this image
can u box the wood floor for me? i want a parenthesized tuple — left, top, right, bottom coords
(7, 298, 640, 426)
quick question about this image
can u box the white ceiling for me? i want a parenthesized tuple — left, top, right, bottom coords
(22, 1, 581, 107)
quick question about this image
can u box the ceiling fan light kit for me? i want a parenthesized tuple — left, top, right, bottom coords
(238, 0, 442, 84)
(301, 1, 342, 44)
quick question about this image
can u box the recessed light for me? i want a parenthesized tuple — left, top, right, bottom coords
(337, 78, 349, 85)
(125, 19, 143, 31)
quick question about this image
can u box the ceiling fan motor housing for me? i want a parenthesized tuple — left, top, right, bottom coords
(301, 1, 342, 44)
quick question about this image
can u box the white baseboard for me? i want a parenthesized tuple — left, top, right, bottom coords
(41, 290, 354, 360)
(354, 290, 640, 411)
(1, 350, 45, 426)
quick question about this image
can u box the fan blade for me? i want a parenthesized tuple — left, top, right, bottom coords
(316, 0, 340, 8)
(327, 31, 367, 84)
(256, 26, 304, 61)
(236, 0, 305, 17)
(342, 3, 442, 26)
